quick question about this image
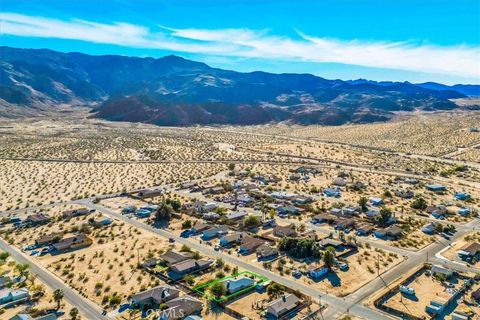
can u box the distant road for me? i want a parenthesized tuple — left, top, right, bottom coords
(0, 238, 108, 320)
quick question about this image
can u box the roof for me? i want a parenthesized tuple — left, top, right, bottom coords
(35, 232, 63, 245)
(165, 296, 203, 319)
(131, 286, 179, 304)
(171, 259, 211, 274)
(461, 242, 480, 255)
(240, 236, 264, 252)
(273, 226, 297, 237)
(226, 211, 248, 220)
(267, 294, 301, 316)
(51, 234, 90, 251)
(226, 277, 255, 293)
(161, 250, 192, 265)
(256, 244, 278, 258)
(221, 232, 246, 244)
(192, 221, 209, 232)
(319, 239, 343, 248)
(25, 214, 50, 224)
(386, 225, 403, 236)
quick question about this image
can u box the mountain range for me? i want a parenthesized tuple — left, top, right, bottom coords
(1, 46, 478, 125)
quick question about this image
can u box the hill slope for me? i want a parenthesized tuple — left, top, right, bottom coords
(0, 46, 469, 125)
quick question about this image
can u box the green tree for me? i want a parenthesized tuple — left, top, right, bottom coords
(155, 202, 173, 221)
(228, 163, 235, 171)
(0, 251, 9, 262)
(411, 197, 427, 210)
(69, 307, 79, 320)
(243, 215, 261, 229)
(210, 282, 227, 299)
(323, 247, 336, 269)
(377, 207, 393, 225)
(15, 263, 30, 277)
(181, 220, 192, 229)
(53, 288, 64, 310)
(266, 283, 285, 299)
(358, 197, 368, 212)
(166, 198, 182, 211)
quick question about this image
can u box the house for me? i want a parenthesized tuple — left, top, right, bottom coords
(334, 218, 355, 230)
(319, 238, 343, 250)
(330, 208, 343, 216)
(343, 206, 361, 215)
(471, 288, 480, 301)
(225, 277, 255, 294)
(332, 177, 347, 187)
(395, 190, 414, 199)
(385, 225, 403, 239)
(458, 208, 471, 216)
(307, 264, 329, 279)
(130, 286, 180, 310)
(237, 194, 253, 204)
(239, 236, 265, 254)
(356, 224, 374, 236)
(203, 212, 220, 220)
(311, 214, 336, 224)
(273, 226, 297, 238)
(426, 299, 447, 315)
(256, 245, 279, 260)
(455, 192, 471, 201)
(190, 221, 209, 235)
(160, 250, 193, 266)
(50, 234, 92, 253)
(270, 192, 297, 200)
(431, 265, 453, 278)
(163, 295, 203, 319)
(266, 294, 301, 319)
(202, 202, 219, 212)
(219, 232, 246, 247)
(141, 257, 161, 268)
(427, 205, 447, 218)
(426, 184, 447, 192)
(375, 226, 403, 239)
(35, 233, 63, 247)
(121, 205, 137, 214)
(0, 276, 11, 289)
(62, 208, 91, 220)
(293, 196, 313, 205)
(226, 211, 248, 221)
(277, 206, 300, 216)
(201, 226, 228, 240)
(369, 197, 384, 206)
(323, 188, 341, 198)
(184, 201, 206, 214)
(366, 209, 379, 218)
(421, 222, 437, 234)
(24, 214, 50, 227)
(170, 259, 212, 278)
(137, 188, 163, 199)
(90, 215, 112, 226)
(0, 288, 30, 304)
(458, 242, 480, 258)
(135, 208, 152, 218)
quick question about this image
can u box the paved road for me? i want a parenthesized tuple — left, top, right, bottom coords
(82, 200, 392, 320)
(203, 127, 480, 170)
(0, 238, 108, 320)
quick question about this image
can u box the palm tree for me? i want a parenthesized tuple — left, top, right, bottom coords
(53, 288, 64, 310)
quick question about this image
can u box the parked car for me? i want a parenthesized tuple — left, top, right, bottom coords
(168, 237, 176, 243)
(339, 263, 349, 271)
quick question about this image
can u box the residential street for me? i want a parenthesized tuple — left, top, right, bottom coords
(0, 238, 108, 320)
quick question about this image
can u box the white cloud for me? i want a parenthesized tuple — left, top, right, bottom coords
(2, 12, 479, 78)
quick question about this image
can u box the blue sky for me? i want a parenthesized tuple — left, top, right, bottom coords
(1, 0, 480, 84)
